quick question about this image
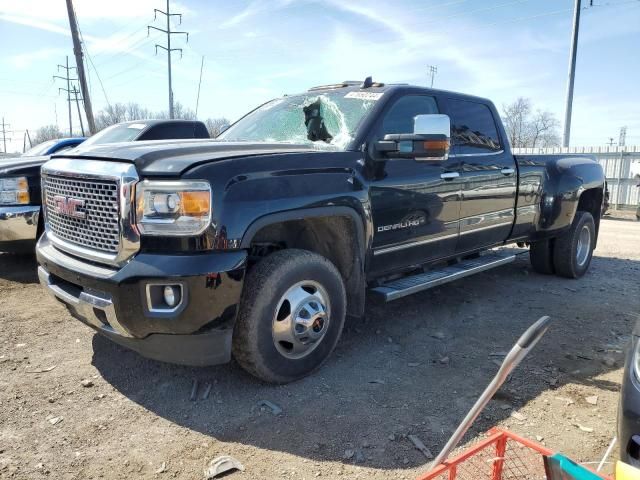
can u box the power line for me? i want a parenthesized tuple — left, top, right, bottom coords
(195, 56, 204, 118)
(148, 0, 189, 119)
(76, 16, 111, 109)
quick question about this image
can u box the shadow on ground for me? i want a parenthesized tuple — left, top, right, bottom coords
(0, 253, 38, 284)
(88, 254, 637, 469)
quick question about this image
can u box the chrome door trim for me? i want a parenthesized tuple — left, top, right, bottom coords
(373, 230, 459, 256)
(440, 172, 460, 180)
(449, 150, 504, 158)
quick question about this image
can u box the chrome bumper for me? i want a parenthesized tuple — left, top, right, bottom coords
(37, 266, 133, 338)
(0, 205, 39, 242)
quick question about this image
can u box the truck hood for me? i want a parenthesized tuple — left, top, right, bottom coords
(0, 155, 50, 175)
(56, 139, 332, 177)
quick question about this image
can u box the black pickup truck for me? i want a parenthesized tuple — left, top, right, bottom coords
(35, 79, 605, 383)
(0, 119, 209, 253)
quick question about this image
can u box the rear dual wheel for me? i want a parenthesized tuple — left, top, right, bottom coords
(232, 249, 346, 384)
(529, 211, 595, 279)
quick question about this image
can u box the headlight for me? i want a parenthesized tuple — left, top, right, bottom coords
(135, 180, 211, 236)
(0, 176, 30, 205)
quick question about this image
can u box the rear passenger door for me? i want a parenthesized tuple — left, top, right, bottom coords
(445, 98, 516, 253)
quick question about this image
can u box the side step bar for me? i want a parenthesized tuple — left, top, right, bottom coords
(370, 249, 525, 302)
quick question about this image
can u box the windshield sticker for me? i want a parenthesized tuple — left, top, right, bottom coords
(127, 123, 146, 130)
(344, 91, 383, 100)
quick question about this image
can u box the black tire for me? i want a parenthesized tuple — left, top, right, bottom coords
(529, 239, 555, 275)
(232, 249, 346, 383)
(552, 211, 596, 279)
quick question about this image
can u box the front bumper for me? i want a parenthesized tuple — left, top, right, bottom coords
(0, 205, 40, 252)
(36, 233, 247, 366)
(619, 336, 640, 468)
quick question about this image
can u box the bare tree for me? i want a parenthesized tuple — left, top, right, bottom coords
(31, 125, 64, 145)
(204, 117, 230, 138)
(529, 110, 561, 148)
(501, 98, 561, 148)
(502, 98, 531, 148)
(94, 102, 154, 131)
(155, 102, 196, 121)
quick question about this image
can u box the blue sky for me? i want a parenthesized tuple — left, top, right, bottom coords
(0, 0, 639, 152)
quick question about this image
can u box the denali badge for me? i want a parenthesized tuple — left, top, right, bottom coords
(52, 195, 86, 219)
(377, 217, 425, 232)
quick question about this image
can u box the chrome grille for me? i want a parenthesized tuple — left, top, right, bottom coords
(43, 174, 120, 253)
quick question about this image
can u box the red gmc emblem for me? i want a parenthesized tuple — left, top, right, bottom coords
(52, 195, 86, 219)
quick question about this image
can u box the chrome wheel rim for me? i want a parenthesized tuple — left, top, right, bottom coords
(576, 225, 591, 267)
(272, 281, 331, 360)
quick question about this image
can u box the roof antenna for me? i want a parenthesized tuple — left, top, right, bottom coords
(361, 76, 373, 88)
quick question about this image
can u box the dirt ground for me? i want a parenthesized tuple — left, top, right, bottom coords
(1, 217, 638, 480)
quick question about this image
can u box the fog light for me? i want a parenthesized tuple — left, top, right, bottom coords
(163, 285, 178, 307)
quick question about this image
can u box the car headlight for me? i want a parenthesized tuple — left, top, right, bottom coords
(135, 180, 211, 236)
(0, 176, 30, 205)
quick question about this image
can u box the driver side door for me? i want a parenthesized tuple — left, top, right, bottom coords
(368, 94, 462, 277)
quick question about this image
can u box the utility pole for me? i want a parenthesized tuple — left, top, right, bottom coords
(148, 0, 189, 119)
(428, 65, 438, 88)
(562, 0, 581, 148)
(73, 86, 85, 136)
(66, 0, 96, 134)
(607, 137, 616, 147)
(1, 117, 12, 153)
(54, 56, 77, 136)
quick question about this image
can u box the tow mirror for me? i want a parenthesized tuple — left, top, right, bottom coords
(374, 114, 451, 161)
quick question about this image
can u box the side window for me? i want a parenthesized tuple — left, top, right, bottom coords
(380, 95, 439, 136)
(447, 99, 501, 153)
(138, 123, 196, 140)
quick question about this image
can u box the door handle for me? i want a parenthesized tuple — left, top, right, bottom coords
(501, 167, 515, 176)
(440, 172, 460, 180)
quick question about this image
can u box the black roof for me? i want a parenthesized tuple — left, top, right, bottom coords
(304, 81, 493, 105)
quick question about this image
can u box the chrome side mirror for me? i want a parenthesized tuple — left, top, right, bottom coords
(373, 114, 451, 161)
(412, 114, 450, 161)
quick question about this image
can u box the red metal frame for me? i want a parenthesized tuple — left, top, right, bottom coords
(417, 428, 612, 480)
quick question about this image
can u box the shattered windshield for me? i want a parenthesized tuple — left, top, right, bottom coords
(217, 91, 381, 149)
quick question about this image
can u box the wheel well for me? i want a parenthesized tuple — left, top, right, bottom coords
(577, 188, 603, 246)
(248, 216, 365, 317)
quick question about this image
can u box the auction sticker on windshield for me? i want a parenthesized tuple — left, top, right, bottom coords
(344, 92, 383, 100)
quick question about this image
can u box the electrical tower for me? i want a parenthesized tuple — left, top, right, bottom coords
(428, 65, 438, 88)
(148, 0, 189, 119)
(619, 126, 627, 147)
(1, 117, 12, 153)
(54, 56, 78, 136)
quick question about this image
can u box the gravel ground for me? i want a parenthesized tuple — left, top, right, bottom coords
(0, 217, 638, 479)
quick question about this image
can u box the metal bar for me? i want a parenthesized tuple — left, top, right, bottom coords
(428, 317, 551, 469)
(491, 435, 507, 480)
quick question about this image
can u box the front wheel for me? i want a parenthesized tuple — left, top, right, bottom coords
(232, 249, 346, 383)
(553, 211, 596, 278)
